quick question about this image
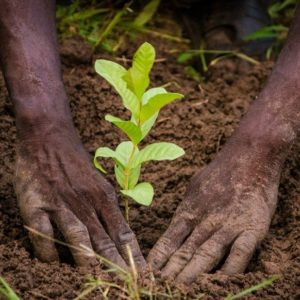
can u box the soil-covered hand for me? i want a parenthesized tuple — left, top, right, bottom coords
(148, 137, 283, 283)
(14, 124, 145, 268)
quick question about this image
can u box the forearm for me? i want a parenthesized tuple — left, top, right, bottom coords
(0, 0, 73, 137)
(230, 5, 300, 158)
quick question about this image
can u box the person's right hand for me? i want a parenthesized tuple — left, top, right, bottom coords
(14, 124, 145, 269)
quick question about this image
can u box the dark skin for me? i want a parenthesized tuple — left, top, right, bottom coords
(0, 0, 145, 268)
(148, 4, 300, 283)
(0, 0, 299, 282)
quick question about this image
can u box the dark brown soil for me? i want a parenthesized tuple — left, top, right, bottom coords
(0, 35, 299, 299)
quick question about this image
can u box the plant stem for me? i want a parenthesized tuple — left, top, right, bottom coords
(123, 144, 138, 222)
(124, 197, 129, 223)
(199, 40, 208, 72)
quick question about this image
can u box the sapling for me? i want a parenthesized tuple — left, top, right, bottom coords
(94, 42, 185, 221)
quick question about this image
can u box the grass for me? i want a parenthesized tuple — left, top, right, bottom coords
(77, 269, 279, 300)
(175, 45, 260, 80)
(0, 226, 280, 300)
(56, 0, 188, 53)
(224, 275, 280, 300)
(243, 0, 298, 59)
(175, 0, 298, 76)
(0, 277, 20, 300)
(56, 0, 265, 78)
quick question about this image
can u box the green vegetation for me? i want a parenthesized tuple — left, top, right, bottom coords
(23, 226, 280, 300)
(177, 47, 260, 75)
(225, 275, 280, 300)
(0, 277, 20, 300)
(94, 42, 184, 221)
(243, 0, 298, 59)
(177, 35, 260, 78)
(79, 274, 279, 300)
(56, 0, 187, 53)
(176, 0, 298, 76)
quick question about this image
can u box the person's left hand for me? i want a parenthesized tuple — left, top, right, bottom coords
(147, 138, 281, 283)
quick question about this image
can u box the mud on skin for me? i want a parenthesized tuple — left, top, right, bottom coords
(0, 0, 145, 270)
(0, 33, 299, 298)
(149, 5, 300, 285)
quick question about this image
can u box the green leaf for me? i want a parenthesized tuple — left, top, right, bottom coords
(243, 25, 288, 41)
(123, 42, 155, 99)
(115, 164, 125, 188)
(132, 42, 156, 76)
(94, 147, 118, 173)
(140, 112, 158, 139)
(140, 92, 183, 123)
(105, 114, 142, 144)
(128, 165, 141, 189)
(134, 142, 185, 167)
(142, 87, 167, 104)
(115, 141, 139, 167)
(184, 65, 202, 82)
(94, 158, 106, 173)
(268, 0, 297, 18)
(177, 52, 194, 64)
(95, 59, 126, 79)
(115, 162, 141, 190)
(133, 0, 160, 28)
(129, 87, 166, 138)
(95, 60, 140, 118)
(123, 67, 149, 100)
(121, 182, 154, 206)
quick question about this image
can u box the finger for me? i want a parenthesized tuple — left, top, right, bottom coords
(26, 210, 59, 262)
(176, 229, 237, 284)
(94, 184, 146, 269)
(161, 218, 218, 279)
(16, 188, 59, 262)
(147, 215, 193, 271)
(106, 211, 146, 269)
(221, 231, 258, 275)
(54, 209, 97, 266)
(86, 216, 127, 270)
(115, 230, 146, 270)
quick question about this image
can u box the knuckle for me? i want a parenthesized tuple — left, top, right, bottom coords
(18, 191, 44, 219)
(148, 237, 173, 266)
(234, 233, 258, 254)
(233, 242, 254, 256)
(157, 236, 174, 254)
(99, 180, 118, 203)
(196, 240, 222, 259)
(171, 249, 191, 265)
(128, 240, 143, 260)
(68, 223, 88, 238)
(30, 221, 52, 236)
(118, 230, 135, 245)
(119, 241, 144, 266)
(176, 271, 194, 284)
(96, 239, 117, 253)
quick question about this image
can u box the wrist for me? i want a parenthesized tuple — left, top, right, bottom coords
(11, 82, 76, 141)
(229, 124, 293, 170)
(15, 100, 78, 144)
(17, 115, 77, 142)
(231, 95, 296, 161)
(236, 70, 300, 153)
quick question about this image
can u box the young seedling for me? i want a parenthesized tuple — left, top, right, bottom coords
(94, 42, 185, 221)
